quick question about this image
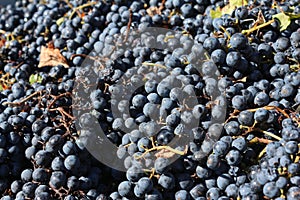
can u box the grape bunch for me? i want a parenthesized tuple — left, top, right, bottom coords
(0, 0, 299, 200)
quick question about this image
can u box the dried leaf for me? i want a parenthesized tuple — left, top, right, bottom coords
(0, 36, 5, 48)
(38, 43, 69, 68)
(146, 6, 161, 17)
(155, 149, 175, 159)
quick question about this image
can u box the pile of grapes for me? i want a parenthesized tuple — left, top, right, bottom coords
(0, 0, 299, 199)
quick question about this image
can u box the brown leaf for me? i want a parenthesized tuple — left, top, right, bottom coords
(38, 42, 69, 68)
(155, 149, 176, 159)
(146, 6, 161, 17)
(0, 36, 5, 48)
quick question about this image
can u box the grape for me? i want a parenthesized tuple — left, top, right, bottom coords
(225, 184, 238, 198)
(132, 94, 148, 108)
(217, 173, 233, 190)
(226, 51, 241, 67)
(156, 128, 174, 145)
(280, 84, 295, 98)
(134, 177, 153, 198)
(158, 173, 175, 190)
(21, 169, 33, 182)
(273, 37, 290, 52)
(175, 190, 190, 200)
(230, 33, 248, 50)
(206, 187, 220, 200)
(22, 182, 37, 199)
(226, 150, 241, 166)
(231, 138, 247, 152)
(145, 188, 163, 200)
(211, 49, 226, 65)
(177, 173, 193, 190)
(64, 155, 80, 172)
(10, 180, 23, 194)
(32, 168, 49, 183)
(207, 154, 220, 170)
(189, 183, 206, 199)
(49, 171, 67, 189)
(238, 110, 254, 126)
(224, 121, 240, 136)
(285, 141, 298, 154)
(263, 182, 280, 198)
(118, 181, 132, 197)
(201, 61, 218, 77)
(232, 95, 247, 110)
(126, 165, 143, 182)
(213, 141, 229, 156)
(287, 187, 300, 200)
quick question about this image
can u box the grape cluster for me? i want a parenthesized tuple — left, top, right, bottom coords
(0, 0, 299, 200)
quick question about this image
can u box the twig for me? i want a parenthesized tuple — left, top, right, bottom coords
(49, 107, 75, 120)
(48, 92, 72, 109)
(64, 0, 81, 18)
(258, 146, 266, 159)
(242, 19, 275, 36)
(2, 91, 43, 106)
(240, 125, 282, 141)
(135, 145, 188, 160)
(249, 137, 273, 144)
(123, 9, 132, 43)
(142, 62, 167, 69)
(158, 0, 166, 12)
(69, 1, 97, 19)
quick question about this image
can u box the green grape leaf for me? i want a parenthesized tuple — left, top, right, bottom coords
(210, 7, 222, 19)
(37, 75, 43, 83)
(29, 74, 42, 85)
(229, 0, 248, 7)
(285, 12, 300, 19)
(56, 17, 65, 26)
(210, 0, 248, 19)
(273, 12, 291, 32)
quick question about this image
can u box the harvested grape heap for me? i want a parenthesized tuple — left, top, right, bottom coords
(0, 0, 299, 200)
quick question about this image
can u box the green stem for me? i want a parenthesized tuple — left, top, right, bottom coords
(69, 1, 97, 19)
(142, 62, 167, 69)
(242, 19, 275, 36)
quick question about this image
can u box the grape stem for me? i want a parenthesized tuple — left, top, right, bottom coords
(123, 9, 132, 43)
(164, 35, 175, 42)
(143, 168, 159, 179)
(2, 90, 43, 106)
(249, 137, 273, 144)
(219, 26, 231, 40)
(239, 125, 282, 141)
(158, 0, 166, 12)
(48, 92, 72, 109)
(242, 19, 275, 36)
(49, 107, 75, 121)
(142, 62, 167, 69)
(64, 0, 81, 18)
(134, 145, 188, 160)
(69, 1, 97, 19)
(258, 146, 267, 159)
